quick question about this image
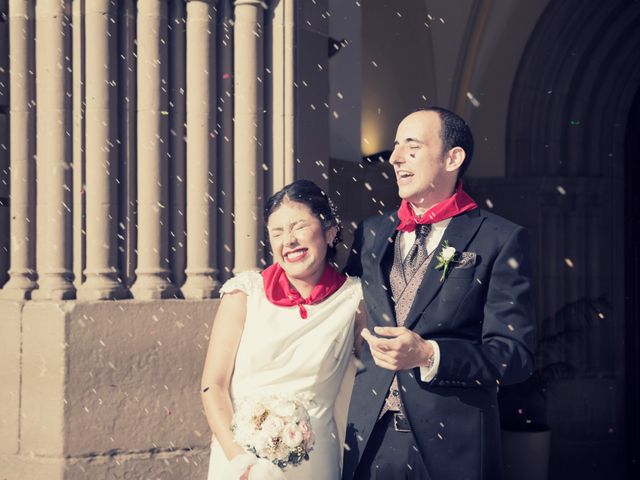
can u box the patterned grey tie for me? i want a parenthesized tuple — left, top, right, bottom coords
(402, 223, 432, 281)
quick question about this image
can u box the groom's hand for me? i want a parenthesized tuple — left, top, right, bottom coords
(361, 326, 433, 371)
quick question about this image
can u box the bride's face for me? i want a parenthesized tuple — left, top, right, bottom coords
(267, 200, 336, 286)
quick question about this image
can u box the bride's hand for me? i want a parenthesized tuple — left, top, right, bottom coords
(248, 459, 286, 480)
(228, 452, 257, 480)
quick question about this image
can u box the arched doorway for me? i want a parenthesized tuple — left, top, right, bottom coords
(505, 0, 640, 478)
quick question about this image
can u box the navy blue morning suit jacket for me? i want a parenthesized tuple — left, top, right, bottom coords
(342, 208, 536, 480)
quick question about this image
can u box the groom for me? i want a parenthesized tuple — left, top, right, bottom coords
(342, 107, 536, 479)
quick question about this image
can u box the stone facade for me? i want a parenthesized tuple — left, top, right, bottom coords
(0, 1, 330, 478)
(2, 1, 638, 479)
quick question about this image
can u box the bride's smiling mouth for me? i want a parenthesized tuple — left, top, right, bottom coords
(284, 248, 309, 263)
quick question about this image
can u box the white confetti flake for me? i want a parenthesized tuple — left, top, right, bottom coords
(466, 92, 480, 108)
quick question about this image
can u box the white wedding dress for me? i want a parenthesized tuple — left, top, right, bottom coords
(207, 271, 362, 480)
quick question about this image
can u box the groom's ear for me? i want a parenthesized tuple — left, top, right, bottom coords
(445, 146, 466, 173)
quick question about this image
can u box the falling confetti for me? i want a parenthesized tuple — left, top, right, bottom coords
(466, 92, 480, 108)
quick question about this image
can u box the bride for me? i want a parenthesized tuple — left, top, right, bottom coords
(201, 180, 364, 479)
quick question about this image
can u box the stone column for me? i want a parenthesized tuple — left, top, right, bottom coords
(182, 0, 221, 298)
(1, 0, 37, 299)
(77, 0, 127, 300)
(271, 0, 296, 192)
(233, 0, 267, 273)
(31, 0, 75, 300)
(130, 0, 175, 299)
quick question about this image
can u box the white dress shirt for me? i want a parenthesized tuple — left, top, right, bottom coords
(397, 218, 451, 383)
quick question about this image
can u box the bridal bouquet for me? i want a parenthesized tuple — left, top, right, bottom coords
(232, 394, 315, 470)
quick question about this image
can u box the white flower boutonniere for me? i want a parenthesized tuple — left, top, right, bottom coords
(434, 241, 456, 282)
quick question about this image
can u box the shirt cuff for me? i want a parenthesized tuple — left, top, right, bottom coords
(419, 340, 440, 383)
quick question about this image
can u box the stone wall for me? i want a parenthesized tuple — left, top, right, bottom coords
(1, 298, 218, 479)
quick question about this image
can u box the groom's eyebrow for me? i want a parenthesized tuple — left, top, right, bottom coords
(393, 137, 424, 145)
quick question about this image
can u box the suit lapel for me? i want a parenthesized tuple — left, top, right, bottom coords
(404, 209, 485, 330)
(371, 214, 399, 327)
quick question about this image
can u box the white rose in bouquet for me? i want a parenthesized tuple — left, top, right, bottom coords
(271, 398, 297, 418)
(261, 415, 286, 438)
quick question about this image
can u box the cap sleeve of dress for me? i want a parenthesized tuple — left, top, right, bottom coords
(219, 270, 262, 297)
(346, 275, 363, 301)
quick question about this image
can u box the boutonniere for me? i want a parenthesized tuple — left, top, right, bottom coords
(434, 241, 456, 282)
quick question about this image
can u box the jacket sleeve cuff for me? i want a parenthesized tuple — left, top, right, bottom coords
(419, 340, 440, 383)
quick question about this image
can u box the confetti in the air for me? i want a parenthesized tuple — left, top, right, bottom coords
(466, 92, 480, 108)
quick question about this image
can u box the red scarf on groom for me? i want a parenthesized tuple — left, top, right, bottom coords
(396, 181, 478, 232)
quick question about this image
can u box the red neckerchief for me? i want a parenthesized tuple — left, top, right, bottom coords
(396, 181, 478, 232)
(261, 262, 347, 319)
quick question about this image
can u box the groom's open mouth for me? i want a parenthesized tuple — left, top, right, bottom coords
(396, 170, 414, 184)
(284, 248, 308, 262)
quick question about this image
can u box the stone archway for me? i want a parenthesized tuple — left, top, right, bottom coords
(507, 0, 640, 178)
(505, 1, 640, 478)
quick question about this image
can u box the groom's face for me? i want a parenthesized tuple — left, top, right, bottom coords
(389, 111, 449, 206)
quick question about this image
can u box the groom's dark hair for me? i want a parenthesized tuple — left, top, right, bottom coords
(419, 106, 474, 180)
(264, 179, 342, 260)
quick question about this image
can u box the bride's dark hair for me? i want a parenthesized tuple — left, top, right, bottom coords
(264, 179, 342, 260)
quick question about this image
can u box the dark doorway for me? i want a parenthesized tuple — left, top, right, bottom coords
(503, 0, 640, 478)
(624, 87, 640, 479)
